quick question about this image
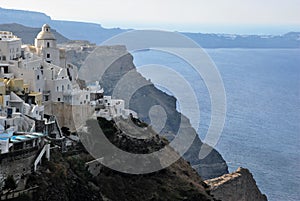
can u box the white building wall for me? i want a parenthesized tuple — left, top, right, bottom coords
(42, 62, 61, 81)
(23, 103, 31, 116)
(35, 39, 56, 50)
(22, 57, 43, 70)
(30, 105, 44, 120)
(103, 96, 112, 107)
(9, 67, 45, 93)
(112, 99, 125, 116)
(0, 32, 22, 62)
(2, 95, 10, 107)
(53, 78, 71, 102)
(0, 139, 9, 154)
(42, 48, 60, 66)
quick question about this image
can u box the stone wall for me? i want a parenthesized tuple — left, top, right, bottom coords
(0, 150, 38, 190)
(44, 102, 94, 133)
(205, 167, 268, 201)
(85, 159, 103, 177)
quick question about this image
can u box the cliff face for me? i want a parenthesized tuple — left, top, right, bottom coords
(63, 43, 228, 179)
(205, 167, 268, 201)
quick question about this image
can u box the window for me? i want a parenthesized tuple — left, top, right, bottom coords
(57, 86, 59, 91)
(86, 95, 88, 100)
(47, 53, 50, 58)
(58, 98, 60, 102)
(37, 75, 40, 80)
(62, 85, 64, 91)
(2, 56, 5, 61)
(47, 42, 50, 48)
(67, 84, 70, 90)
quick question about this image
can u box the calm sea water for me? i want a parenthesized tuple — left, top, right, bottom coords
(132, 49, 300, 201)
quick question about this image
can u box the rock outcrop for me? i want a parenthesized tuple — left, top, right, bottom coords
(205, 167, 268, 201)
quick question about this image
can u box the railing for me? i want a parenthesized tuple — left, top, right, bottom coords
(33, 144, 50, 172)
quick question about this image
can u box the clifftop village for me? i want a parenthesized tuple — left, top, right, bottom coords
(0, 24, 136, 193)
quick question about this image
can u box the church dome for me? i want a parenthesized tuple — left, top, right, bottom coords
(36, 24, 56, 40)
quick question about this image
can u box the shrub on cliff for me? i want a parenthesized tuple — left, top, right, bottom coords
(3, 175, 17, 191)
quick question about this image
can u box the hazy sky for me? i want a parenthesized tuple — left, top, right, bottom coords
(1, 0, 300, 33)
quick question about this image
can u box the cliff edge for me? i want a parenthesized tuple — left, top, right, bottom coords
(205, 167, 268, 201)
(63, 43, 229, 179)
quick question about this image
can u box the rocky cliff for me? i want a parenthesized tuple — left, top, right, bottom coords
(205, 167, 268, 201)
(62, 43, 228, 179)
(24, 118, 215, 201)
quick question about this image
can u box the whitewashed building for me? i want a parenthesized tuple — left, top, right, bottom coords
(0, 24, 137, 151)
(35, 24, 66, 67)
(0, 31, 22, 62)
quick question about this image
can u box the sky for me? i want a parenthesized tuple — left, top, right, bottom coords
(1, 0, 300, 34)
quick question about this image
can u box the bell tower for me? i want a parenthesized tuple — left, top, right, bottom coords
(35, 24, 57, 50)
(34, 24, 62, 66)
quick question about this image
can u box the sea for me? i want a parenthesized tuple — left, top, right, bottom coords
(132, 48, 300, 201)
